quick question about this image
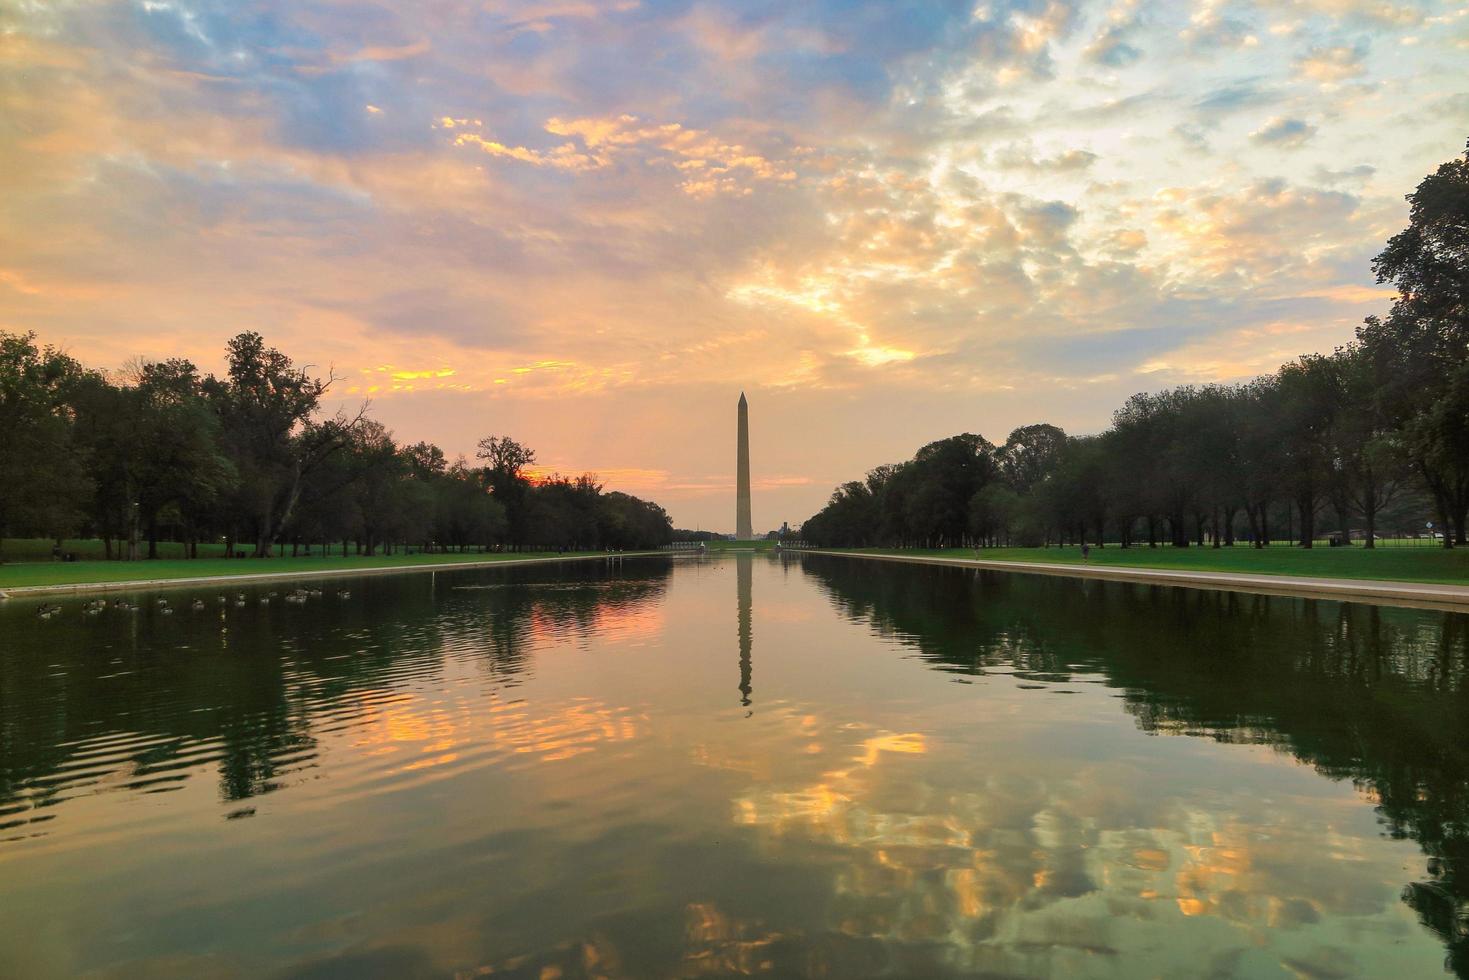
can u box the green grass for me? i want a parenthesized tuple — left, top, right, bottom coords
(831, 544, 1469, 586)
(0, 548, 620, 590)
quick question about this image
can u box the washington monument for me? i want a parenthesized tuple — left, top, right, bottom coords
(736, 392, 752, 539)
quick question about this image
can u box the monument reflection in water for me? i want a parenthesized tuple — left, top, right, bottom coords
(0, 554, 1466, 978)
(738, 552, 753, 710)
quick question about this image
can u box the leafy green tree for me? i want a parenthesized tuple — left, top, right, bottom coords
(0, 332, 90, 554)
(476, 435, 537, 547)
(131, 359, 234, 559)
(597, 491, 672, 549)
(435, 457, 508, 550)
(1328, 344, 1409, 547)
(1234, 378, 1289, 548)
(402, 441, 448, 480)
(205, 332, 361, 556)
(1275, 355, 1341, 547)
(525, 474, 602, 549)
(345, 421, 406, 556)
(998, 424, 1068, 495)
(1360, 140, 1469, 546)
(968, 483, 1020, 547)
(69, 370, 136, 558)
(1112, 392, 1196, 547)
(905, 434, 999, 547)
(802, 478, 882, 547)
(1047, 434, 1109, 546)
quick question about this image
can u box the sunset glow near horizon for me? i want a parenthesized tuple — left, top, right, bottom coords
(3, 1, 1467, 530)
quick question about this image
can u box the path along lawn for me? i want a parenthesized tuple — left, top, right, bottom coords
(0, 550, 612, 590)
(837, 545, 1469, 586)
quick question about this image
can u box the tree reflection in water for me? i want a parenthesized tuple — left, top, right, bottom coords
(3, 555, 1467, 977)
(803, 556, 1469, 976)
(0, 560, 673, 826)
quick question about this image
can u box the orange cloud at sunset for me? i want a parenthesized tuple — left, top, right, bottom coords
(2, 0, 1466, 529)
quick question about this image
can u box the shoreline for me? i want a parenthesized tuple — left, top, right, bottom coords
(0, 552, 660, 600)
(804, 550, 1469, 613)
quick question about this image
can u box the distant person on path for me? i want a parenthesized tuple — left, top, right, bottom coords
(1081, 543, 1091, 563)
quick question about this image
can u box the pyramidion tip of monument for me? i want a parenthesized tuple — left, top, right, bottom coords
(739, 391, 747, 405)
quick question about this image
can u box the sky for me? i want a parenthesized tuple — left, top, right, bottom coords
(2, 1, 1467, 532)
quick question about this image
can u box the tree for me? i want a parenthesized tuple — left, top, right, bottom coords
(0, 332, 90, 554)
(475, 435, 536, 481)
(525, 474, 601, 549)
(402, 441, 448, 480)
(968, 483, 1019, 547)
(1330, 344, 1409, 547)
(1360, 141, 1469, 547)
(998, 424, 1068, 495)
(1112, 392, 1196, 547)
(476, 435, 537, 547)
(2, 329, 678, 560)
(802, 479, 881, 548)
(346, 421, 406, 556)
(435, 457, 508, 550)
(599, 491, 673, 550)
(1276, 355, 1341, 547)
(1047, 434, 1109, 547)
(205, 332, 361, 556)
(905, 434, 999, 547)
(130, 359, 234, 559)
(1234, 379, 1289, 548)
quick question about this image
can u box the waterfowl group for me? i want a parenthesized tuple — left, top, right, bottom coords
(35, 583, 350, 621)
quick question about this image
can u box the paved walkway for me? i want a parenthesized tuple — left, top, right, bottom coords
(0, 552, 655, 600)
(807, 550, 1469, 612)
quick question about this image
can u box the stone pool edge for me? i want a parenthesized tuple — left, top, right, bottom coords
(0, 552, 661, 600)
(803, 550, 1469, 612)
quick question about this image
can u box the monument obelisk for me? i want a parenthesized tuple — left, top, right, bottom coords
(736, 392, 753, 539)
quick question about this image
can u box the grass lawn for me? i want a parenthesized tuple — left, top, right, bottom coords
(836, 544, 1469, 586)
(0, 549, 620, 590)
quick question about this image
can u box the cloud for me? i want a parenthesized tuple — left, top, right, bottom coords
(1181, 1, 1261, 50)
(1294, 43, 1368, 82)
(1173, 124, 1211, 153)
(494, 0, 643, 36)
(438, 113, 802, 196)
(991, 144, 1099, 172)
(448, 130, 601, 171)
(329, 39, 431, 64)
(1194, 82, 1279, 117)
(1, 0, 1464, 528)
(1314, 163, 1375, 183)
(1264, 0, 1427, 28)
(1148, 178, 1362, 284)
(1250, 116, 1317, 146)
(1084, 24, 1144, 66)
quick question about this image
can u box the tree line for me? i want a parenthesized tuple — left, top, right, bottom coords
(0, 331, 673, 560)
(803, 142, 1469, 551)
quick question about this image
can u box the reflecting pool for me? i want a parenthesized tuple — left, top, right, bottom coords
(1, 554, 1467, 978)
